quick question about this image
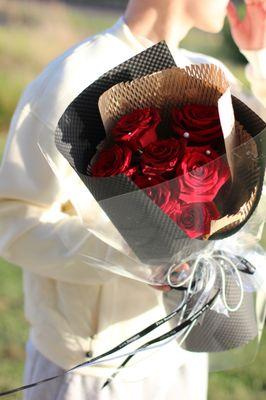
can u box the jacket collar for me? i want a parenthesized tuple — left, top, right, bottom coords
(106, 16, 156, 52)
(106, 16, 190, 68)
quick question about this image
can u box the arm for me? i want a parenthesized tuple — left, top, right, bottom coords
(0, 107, 141, 285)
(241, 48, 266, 109)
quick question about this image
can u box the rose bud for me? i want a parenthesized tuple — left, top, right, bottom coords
(91, 143, 132, 177)
(111, 108, 161, 152)
(171, 104, 224, 147)
(140, 137, 186, 176)
(177, 146, 230, 203)
(175, 202, 220, 239)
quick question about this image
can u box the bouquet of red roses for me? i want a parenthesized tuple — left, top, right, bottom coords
(91, 104, 231, 239)
(53, 41, 265, 281)
(89, 63, 264, 273)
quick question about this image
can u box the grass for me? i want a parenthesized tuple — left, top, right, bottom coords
(208, 332, 266, 400)
(0, 135, 6, 160)
(0, 1, 265, 398)
(0, 260, 27, 400)
(0, 0, 118, 134)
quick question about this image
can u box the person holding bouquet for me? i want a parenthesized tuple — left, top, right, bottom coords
(0, 0, 265, 399)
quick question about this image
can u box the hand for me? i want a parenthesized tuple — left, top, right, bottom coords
(227, 0, 266, 50)
(148, 262, 191, 292)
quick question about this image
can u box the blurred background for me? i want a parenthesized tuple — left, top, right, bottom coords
(0, 0, 265, 399)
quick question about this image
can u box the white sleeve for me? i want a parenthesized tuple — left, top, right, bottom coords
(240, 48, 266, 108)
(227, 48, 266, 121)
(233, 49, 266, 244)
(0, 107, 141, 285)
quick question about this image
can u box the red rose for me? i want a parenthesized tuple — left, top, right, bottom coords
(133, 173, 177, 211)
(140, 138, 186, 176)
(111, 108, 161, 151)
(161, 198, 181, 218)
(123, 166, 138, 178)
(171, 104, 223, 145)
(91, 143, 132, 177)
(177, 146, 230, 203)
(175, 202, 220, 239)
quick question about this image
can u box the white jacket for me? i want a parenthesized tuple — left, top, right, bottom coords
(0, 17, 265, 379)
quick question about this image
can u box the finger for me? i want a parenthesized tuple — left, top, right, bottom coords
(245, 0, 265, 4)
(247, 0, 266, 12)
(149, 284, 172, 292)
(245, 0, 266, 18)
(227, 1, 241, 26)
(179, 262, 190, 271)
(245, 0, 266, 10)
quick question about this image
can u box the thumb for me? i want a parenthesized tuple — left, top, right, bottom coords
(227, 1, 241, 27)
(149, 284, 172, 292)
